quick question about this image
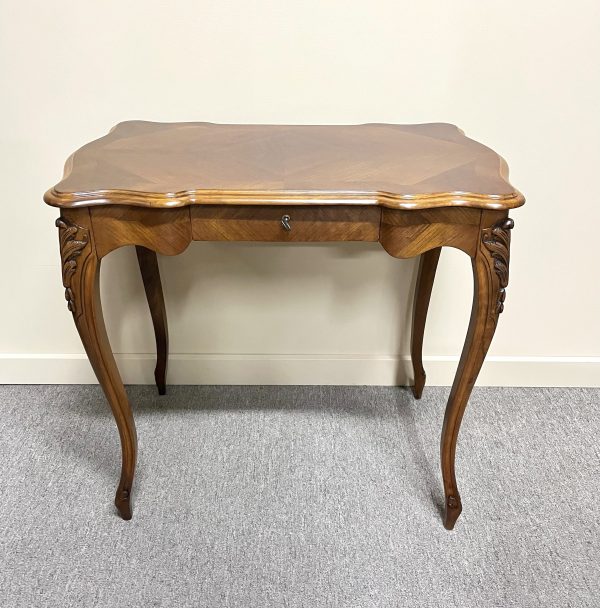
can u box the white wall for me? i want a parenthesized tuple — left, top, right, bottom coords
(1, 1, 599, 386)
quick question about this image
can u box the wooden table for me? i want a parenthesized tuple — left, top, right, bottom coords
(44, 121, 524, 529)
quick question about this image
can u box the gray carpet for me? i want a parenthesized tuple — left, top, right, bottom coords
(0, 385, 598, 607)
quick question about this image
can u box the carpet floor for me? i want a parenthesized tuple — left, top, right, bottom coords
(0, 385, 598, 607)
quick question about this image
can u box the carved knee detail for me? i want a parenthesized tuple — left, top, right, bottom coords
(56, 217, 92, 318)
(481, 218, 514, 314)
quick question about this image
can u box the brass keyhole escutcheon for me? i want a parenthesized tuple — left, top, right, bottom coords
(281, 214, 291, 231)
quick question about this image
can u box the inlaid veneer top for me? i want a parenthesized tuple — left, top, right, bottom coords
(45, 121, 524, 210)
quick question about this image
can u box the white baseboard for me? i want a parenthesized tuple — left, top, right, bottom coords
(1, 353, 599, 387)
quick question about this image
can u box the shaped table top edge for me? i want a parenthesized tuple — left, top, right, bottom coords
(44, 121, 525, 211)
(44, 187, 525, 210)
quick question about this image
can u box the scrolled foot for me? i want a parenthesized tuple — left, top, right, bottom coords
(155, 371, 167, 396)
(115, 487, 133, 520)
(412, 372, 425, 399)
(443, 494, 462, 530)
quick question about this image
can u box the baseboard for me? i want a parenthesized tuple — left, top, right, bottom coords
(1, 353, 599, 387)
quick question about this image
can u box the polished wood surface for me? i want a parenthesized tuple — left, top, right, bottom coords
(47, 122, 524, 529)
(191, 205, 380, 242)
(380, 207, 480, 258)
(44, 121, 524, 211)
(91, 206, 192, 258)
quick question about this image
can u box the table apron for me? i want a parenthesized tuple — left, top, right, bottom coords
(380, 207, 482, 258)
(86, 205, 488, 259)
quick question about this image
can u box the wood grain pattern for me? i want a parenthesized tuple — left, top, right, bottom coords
(44, 121, 524, 211)
(380, 207, 481, 258)
(191, 205, 380, 242)
(91, 206, 192, 258)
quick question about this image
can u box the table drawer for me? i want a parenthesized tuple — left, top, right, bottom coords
(191, 205, 381, 242)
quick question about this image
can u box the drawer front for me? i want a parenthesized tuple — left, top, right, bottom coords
(191, 205, 381, 242)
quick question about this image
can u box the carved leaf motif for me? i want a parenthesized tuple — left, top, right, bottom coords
(482, 218, 514, 313)
(55, 217, 90, 314)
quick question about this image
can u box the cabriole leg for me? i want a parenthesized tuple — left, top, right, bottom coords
(410, 247, 441, 399)
(56, 209, 137, 520)
(441, 216, 514, 529)
(136, 246, 169, 395)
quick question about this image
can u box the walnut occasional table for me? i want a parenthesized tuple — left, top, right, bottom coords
(44, 121, 524, 529)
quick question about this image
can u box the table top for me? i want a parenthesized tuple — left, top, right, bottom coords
(44, 121, 524, 210)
